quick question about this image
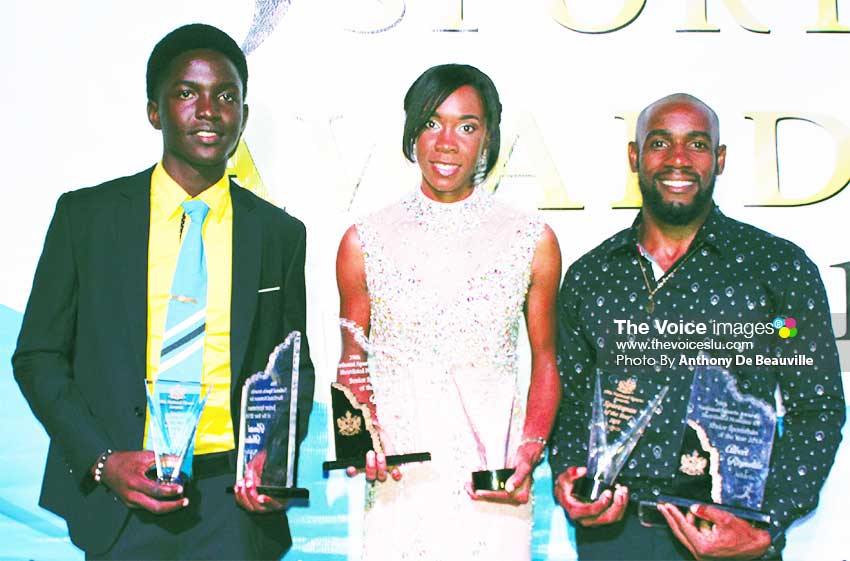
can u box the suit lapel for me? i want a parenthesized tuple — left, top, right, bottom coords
(115, 168, 153, 383)
(230, 183, 261, 386)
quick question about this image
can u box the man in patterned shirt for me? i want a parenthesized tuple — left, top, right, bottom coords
(549, 93, 845, 560)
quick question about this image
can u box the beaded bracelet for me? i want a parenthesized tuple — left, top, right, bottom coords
(519, 436, 547, 447)
(93, 449, 114, 483)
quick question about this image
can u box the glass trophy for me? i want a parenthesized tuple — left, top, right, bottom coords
(145, 379, 212, 485)
(639, 365, 776, 524)
(573, 371, 669, 502)
(322, 319, 431, 471)
(451, 366, 518, 492)
(233, 331, 309, 499)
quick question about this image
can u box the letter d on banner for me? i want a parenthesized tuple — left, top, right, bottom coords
(746, 112, 850, 206)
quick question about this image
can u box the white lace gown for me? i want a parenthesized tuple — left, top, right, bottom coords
(356, 186, 545, 561)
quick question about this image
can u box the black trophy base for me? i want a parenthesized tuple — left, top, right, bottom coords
(257, 485, 310, 500)
(572, 475, 611, 503)
(471, 468, 515, 491)
(224, 485, 311, 499)
(641, 494, 771, 525)
(322, 451, 431, 472)
(144, 466, 189, 487)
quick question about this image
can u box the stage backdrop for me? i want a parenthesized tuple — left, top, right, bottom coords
(2, 1, 849, 560)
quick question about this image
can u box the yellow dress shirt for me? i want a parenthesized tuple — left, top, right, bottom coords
(145, 163, 234, 454)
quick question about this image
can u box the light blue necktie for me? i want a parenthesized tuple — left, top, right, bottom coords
(157, 200, 210, 476)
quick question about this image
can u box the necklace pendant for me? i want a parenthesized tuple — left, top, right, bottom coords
(645, 299, 655, 314)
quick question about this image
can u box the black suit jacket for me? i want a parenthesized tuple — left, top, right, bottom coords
(12, 167, 314, 554)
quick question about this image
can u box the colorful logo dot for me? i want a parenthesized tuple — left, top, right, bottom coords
(773, 317, 798, 339)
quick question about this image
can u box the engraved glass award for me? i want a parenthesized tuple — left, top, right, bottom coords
(145, 379, 212, 484)
(234, 331, 309, 499)
(322, 319, 431, 471)
(451, 366, 518, 491)
(573, 371, 669, 501)
(639, 365, 776, 524)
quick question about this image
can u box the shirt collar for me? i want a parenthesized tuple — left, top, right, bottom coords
(604, 205, 732, 259)
(150, 162, 230, 223)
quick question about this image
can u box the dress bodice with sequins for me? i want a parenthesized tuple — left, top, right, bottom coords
(356, 187, 544, 561)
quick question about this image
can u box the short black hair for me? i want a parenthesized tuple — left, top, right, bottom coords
(402, 64, 502, 177)
(636, 93, 720, 147)
(146, 23, 248, 101)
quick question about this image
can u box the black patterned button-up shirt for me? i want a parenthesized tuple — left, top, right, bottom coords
(549, 205, 845, 542)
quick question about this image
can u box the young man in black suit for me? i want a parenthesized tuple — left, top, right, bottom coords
(13, 23, 313, 560)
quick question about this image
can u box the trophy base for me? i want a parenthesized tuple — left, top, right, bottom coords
(322, 451, 431, 471)
(638, 495, 771, 526)
(144, 466, 189, 486)
(572, 476, 611, 503)
(224, 484, 310, 499)
(471, 468, 515, 491)
(256, 485, 310, 500)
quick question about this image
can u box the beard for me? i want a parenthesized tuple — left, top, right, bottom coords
(639, 174, 715, 226)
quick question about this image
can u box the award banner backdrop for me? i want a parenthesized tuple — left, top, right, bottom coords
(2, 1, 849, 560)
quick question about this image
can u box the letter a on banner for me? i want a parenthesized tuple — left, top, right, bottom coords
(227, 140, 270, 202)
(493, 114, 584, 210)
(612, 112, 642, 209)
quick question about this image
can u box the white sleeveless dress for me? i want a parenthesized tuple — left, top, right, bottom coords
(355, 186, 545, 561)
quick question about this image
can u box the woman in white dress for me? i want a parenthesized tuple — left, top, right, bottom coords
(336, 64, 562, 561)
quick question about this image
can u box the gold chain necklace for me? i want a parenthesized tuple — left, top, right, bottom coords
(636, 243, 702, 314)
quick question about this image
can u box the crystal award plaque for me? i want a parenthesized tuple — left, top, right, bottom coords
(573, 371, 669, 502)
(639, 365, 776, 524)
(322, 320, 430, 471)
(233, 331, 309, 499)
(451, 366, 518, 492)
(145, 379, 212, 484)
